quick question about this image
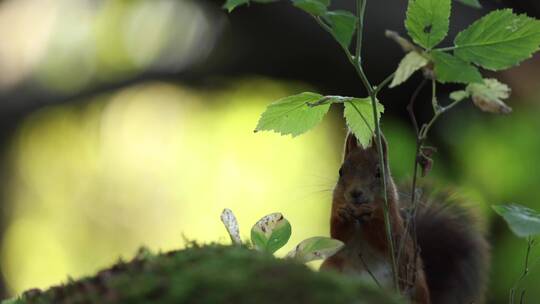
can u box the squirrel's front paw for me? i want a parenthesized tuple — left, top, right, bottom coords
(337, 204, 375, 223)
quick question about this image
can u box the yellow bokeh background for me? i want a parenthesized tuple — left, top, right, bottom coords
(1, 79, 343, 293)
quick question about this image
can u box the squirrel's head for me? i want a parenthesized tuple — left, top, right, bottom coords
(333, 132, 390, 206)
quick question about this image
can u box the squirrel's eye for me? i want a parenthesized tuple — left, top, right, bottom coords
(339, 168, 343, 177)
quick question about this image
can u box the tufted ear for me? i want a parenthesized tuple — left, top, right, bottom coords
(343, 132, 360, 159)
(343, 132, 390, 164)
(368, 134, 389, 165)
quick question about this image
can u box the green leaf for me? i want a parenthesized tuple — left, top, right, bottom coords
(405, 0, 452, 49)
(221, 209, 242, 245)
(454, 9, 540, 71)
(255, 92, 331, 137)
(455, 0, 481, 8)
(286, 237, 344, 263)
(431, 50, 483, 84)
(223, 0, 279, 12)
(223, 0, 250, 12)
(493, 204, 540, 238)
(467, 78, 512, 114)
(343, 98, 384, 148)
(449, 90, 470, 102)
(390, 51, 429, 88)
(292, 0, 329, 16)
(325, 11, 357, 49)
(251, 213, 292, 253)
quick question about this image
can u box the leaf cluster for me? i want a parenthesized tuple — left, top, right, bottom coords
(220, 209, 345, 263)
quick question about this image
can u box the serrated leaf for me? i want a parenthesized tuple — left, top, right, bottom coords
(223, 0, 250, 12)
(251, 213, 292, 253)
(449, 90, 470, 102)
(324, 11, 357, 49)
(292, 0, 328, 16)
(344, 98, 384, 148)
(493, 204, 540, 238)
(405, 0, 452, 49)
(455, 0, 481, 8)
(286, 237, 344, 263)
(454, 9, 540, 71)
(431, 51, 483, 84)
(221, 209, 242, 245)
(255, 92, 331, 137)
(390, 51, 429, 88)
(467, 78, 512, 114)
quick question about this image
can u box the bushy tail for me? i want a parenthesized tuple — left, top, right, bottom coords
(411, 189, 490, 304)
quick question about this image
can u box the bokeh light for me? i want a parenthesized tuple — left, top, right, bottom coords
(1, 80, 342, 293)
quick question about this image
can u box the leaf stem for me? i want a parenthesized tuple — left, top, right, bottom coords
(355, 0, 367, 62)
(353, 0, 400, 292)
(510, 237, 535, 304)
(316, 1, 400, 292)
(374, 72, 396, 95)
(359, 253, 383, 288)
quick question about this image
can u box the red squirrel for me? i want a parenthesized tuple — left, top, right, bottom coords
(321, 132, 490, 304)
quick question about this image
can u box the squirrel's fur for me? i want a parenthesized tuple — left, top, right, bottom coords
(321, 133, 490, 304)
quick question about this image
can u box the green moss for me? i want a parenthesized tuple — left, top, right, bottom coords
(4, 245, 403, 304)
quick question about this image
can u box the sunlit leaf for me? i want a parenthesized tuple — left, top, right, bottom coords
(286, 237, 344, 263)
(343, 98, 384, 148)
(449, 90, 470, 102)
(221, 209, 242, 245)
(454, 9, 540, 71)
(255, 92, 331, 137)
(467, 78, 512, 114)
(431, 51, 483, 84)
(292, 0, 329, 16)
(390, 51, 429, 88)
(493, 204, 540, 238)
(223, 0, 250, 12)
(325, 11, 357, 49)
(405, 0, 451, 49)
(223, 0, 279, 12)
(251, 213, 292, 253)
(455, 0, 481, 8)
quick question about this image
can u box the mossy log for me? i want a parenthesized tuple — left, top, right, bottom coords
(3, 245, 402, 304)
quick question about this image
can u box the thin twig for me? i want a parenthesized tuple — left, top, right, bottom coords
(359, 253, 382, 288)
(396, 79, 426, 268)
(430, 78, 439, 116)
(406, 79, 427, 135)
(355, 0, 367, 62)
(519, 290, 526, 304)
(315, 1, 400, 291)
(384, 30, 419, 53)
(510, 237, 535, 304)
(374, 72, 396, 95)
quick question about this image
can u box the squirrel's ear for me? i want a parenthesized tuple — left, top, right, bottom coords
(369, 133, 389, 163)
(344, 132, 360, 157)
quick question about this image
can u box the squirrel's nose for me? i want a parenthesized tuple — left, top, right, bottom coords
(350, 190, 366, 204)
